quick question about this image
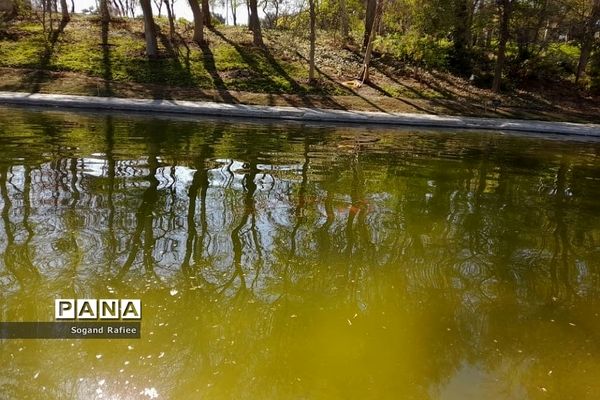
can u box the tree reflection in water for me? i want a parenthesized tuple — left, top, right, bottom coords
(0, 108, 600, 399)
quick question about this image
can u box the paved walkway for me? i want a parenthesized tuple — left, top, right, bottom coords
(1, 91, 599, 136)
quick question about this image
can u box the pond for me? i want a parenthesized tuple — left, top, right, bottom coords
(1, 106, 600, 399)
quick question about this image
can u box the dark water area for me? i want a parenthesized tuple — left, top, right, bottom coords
(1, 106, 600, 399)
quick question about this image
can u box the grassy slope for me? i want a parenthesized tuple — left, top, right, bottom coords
(1, 15, 599, 123)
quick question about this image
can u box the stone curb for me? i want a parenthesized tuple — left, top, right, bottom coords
(1, 91, 599, 136)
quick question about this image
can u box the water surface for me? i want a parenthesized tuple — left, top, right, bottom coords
(1, 106, 600, 399)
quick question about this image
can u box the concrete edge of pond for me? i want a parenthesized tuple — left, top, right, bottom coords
(1, 91, 599, 137)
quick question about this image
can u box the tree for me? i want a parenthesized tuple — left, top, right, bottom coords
(139, 0, 159, 57)
(339, 0, 350, 41)
(100, 0, 110, 24)
(361, 0, 384, 82)
(248, 0, 263, 46)
(492, 0, 515, 92)
(187, 0, 204, 44)
(230, 0, 238, 25)
(363, 0, 377, 49)
(202, 0, 211, 28)
(164, 0, 176, 41)
(575, 0, 600, 83)
(450, 0, 473, 74)
(59, 0, 69, 22)
(308, 0, 317, 81)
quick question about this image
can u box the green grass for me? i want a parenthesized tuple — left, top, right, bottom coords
(0, 16, 319, 95)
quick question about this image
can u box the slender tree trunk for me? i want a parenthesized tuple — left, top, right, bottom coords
(575, 0, 600, 83)
(70, 0, 74, 13)
(308, 0, 316, 81)
(248, 0, 263, 46)
(231, 0, 237, 26)
(114, 0, 126, 17)
(361, 0, 383, 82)
(340, 0, 349, 40)
(363, 0, 376, 49)
(492, 0, 512, 93)
(202, 0, 212, 28)
(164, 0, 176, 41)
(187, 0, 204, 44)
(246, 1, 250, 26)
(60, 0, 69, 22)
(47, 0, 53, 33)
(140, 0, 159, 57)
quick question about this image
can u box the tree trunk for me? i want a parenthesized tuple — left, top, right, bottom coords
(308, 0, 316, 81)
(231, 0, 237, 26)
(164, 0, 176, 41)
(140, 0, 159, 57)
(340, 0, 349, 40)
(187, 0, 204, 44)
(202, 0, 212, 28)
(60, 0, 69, 22)
(451, 0, 471, 73)
(100, 0, 110, 24)
(363, 0, 376, 49)
(576, 36, 594, 83)
(70, 0, 74, 13)
(361, 0, 383, 82)
(492, 0, 512, 93)
(248, 0, 263, 46)
(575, 0, 600, 83)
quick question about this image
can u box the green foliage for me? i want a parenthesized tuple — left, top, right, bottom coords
(509, 43, 581, 82)
(375, 32, 452, 70)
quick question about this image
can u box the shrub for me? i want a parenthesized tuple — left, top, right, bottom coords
(375, 32, 452, 70)
(510, 42, 580, 82)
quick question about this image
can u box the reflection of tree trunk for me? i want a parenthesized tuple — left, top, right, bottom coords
(291, 137, 310, 257)
(69, 158, 80, 205)
(182, 149, 210, 275)
(116, 153, 160, 279)
(22, 166, 34, 252)
(346, 155, 367, 292)
(1, 166, 39, 285)
(227, 162, 258, 293)
(550, 161, 574, 298)
(104, 117, 117, 273)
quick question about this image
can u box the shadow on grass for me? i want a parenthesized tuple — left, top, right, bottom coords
(18, 18, 69, 93)
(200, 42, 239, 104)
(210, 27, 348, 109)
(291, 50, 387, 113)
(100, 17, 113, 96)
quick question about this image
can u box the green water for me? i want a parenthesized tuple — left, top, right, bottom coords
(1, 106, 600, 400)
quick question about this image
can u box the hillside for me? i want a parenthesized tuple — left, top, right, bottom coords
(1, 15, 599, 123)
